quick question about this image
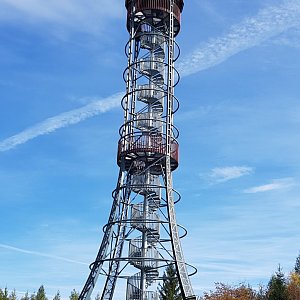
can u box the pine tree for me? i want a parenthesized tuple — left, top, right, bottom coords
(158, 264, 182, 300)
(69, 290, 79, 300)
(53, 291, 61, 300)
(8, 290, 17, 300)
(0, 288, 9, 300)
(30, 292, 36, 300)
(267, 265, 288, 300)
(30, 293, 36, 300)
(36, 286, 47, 300)
(21, 292, 30, 300)
(295, 252, 300, 275)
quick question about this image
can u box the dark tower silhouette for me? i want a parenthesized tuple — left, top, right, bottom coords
(79, 1, 196, 299)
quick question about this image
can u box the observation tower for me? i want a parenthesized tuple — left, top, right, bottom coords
(79, 1, 196, 300)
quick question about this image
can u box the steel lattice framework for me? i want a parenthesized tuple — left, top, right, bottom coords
(79, 1, 196, 300)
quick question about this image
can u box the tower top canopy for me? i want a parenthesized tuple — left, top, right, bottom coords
(125, 0, 184, 36)
(125, 0, 184, 12)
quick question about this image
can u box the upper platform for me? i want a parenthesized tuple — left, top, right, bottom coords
(125, 0, 184, 36)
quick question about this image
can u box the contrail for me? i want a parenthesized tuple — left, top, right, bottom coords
(0, 92, 122, 152)
(1, 1, 300, 151)
(178, 0, 300, 76)
(0, 243, 89, 265)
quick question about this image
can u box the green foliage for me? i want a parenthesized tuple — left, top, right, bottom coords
(158, 264, 182, 300)
(295, 253, 300, 275)
(69, 290, 79, 300)
(267, 265, 288, 300)
(52, 291, 60, 300)
(29, 293, 36, 300)
(9, 290, 17, 300)
(35, 286, 47, 300)
(20, 292, 30, 300)
(0, 288, 9, 300)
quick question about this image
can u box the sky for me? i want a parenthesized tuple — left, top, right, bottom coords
(1, 0, 300, 298)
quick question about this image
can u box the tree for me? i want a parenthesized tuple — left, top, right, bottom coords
(0, 288, 9, 300)
(36, 286, 47, 300)
(69, 290, 79, 300)
(201, 282, 258, 300)
(287, 272, 300, 300)
(158, 264, 182, 300)
(295, 253, 300, 275)
(8, 290, 17, 300)
(30, 293, 36, 300)
(21, 292, 30, 300)
(256, 285, 267, 300)
(53, 291, 61, 300)
(267, 265, 288, 300)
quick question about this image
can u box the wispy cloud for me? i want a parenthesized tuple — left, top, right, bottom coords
(208, 166, 253, 183)
(0, 92, 122, 152)
(244, 177, 295, 193)
(0, 0, 123, 35)
(2, 1, 300, 152)
(178, 0, 300, 76)
(0, 243, 89, 265)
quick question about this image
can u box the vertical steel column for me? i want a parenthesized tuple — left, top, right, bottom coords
(165, 1, 195, 299)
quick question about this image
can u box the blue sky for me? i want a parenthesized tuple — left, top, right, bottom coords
(1, 0, 300, 298)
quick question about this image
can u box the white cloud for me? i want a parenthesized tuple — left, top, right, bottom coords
(244, 177, 295, 193)
(0, 0, 123, 35)
(178, 0, 300, 76)
(0, 92, 122, 152)
(0, 243, 89, 265)
(208, 166, 253, 182)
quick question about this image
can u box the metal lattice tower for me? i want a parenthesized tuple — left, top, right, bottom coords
(79, 1, 196, 300)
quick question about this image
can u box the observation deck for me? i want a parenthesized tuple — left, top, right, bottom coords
(125, 0, 184, 36)
(117, 134, 179, 173)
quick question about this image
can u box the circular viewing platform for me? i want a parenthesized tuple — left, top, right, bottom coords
(125, 0, 184, 36)
(117, 133, 179, 173)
